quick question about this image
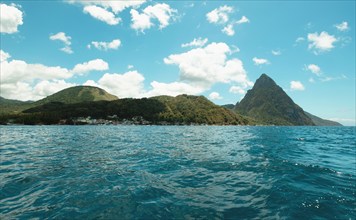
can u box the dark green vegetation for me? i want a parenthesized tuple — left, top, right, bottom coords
(0, 75, 341, 126)
(0, 90, 248, 125)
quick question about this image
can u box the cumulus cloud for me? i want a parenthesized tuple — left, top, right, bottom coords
(84, 71, 145, 98)
(88, 39, 121, 51)
(307, 31, 337, 54)
(306, 64, 322, 76)
(206, 5, 233, 24)
(130, 3, 177, 32)
(130, 9, 153, 32)
(181, 37, 208, 48)
(33, 80, 76, 98)
(164, 42, 253, 89)
(208, 92, 222, 100)
(252, 57, 270, 65)
(1, 50, 11, 62)
(271, 50, 281, 56)
(0, 82, 38, 101)
(68, 0, 145, 25)
(71, 59, 109, 75)
(145, 81, 205, 97)
(68, 0, 146, 14)
(236, 15, 249, 24)
(0, 3, 23, 34)
(335, 21, 349, 32)
(49, 32, 73, 54)
(296, 37, 305, 42)
(206, 6, 249, 37)
(83, 5, 121, 25)
(222, 24, 235, 36)
(0, 50, 109, 100)
(229, 86, 246, 95)
(290, 81, 305, 91)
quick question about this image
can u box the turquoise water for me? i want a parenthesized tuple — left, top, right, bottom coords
(0, 126, 355, 219)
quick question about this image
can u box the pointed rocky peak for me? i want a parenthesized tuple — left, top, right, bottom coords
(235, 74, 314, 125)
(253, 73, 278, 89)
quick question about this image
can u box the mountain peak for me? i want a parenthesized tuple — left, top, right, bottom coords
(253, 74, 277, 88)
(235, 74, 314, 125)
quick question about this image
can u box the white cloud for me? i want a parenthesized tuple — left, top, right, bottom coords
(145, 81, 205, 97)
(88, 39, 121, 51)
(206, 6, 248, 37)
(209, 92, 222, 100)
(182, 38, 208, 48)
(0, 50, 11, 62)
(130, 9, 153, 32)
(1, 59, 71, 84)
(68, 0, 146, 26)
(0, 79, 76, 101)
(68, 0, 146, 14)
(164, 42, 253, 89)
(295, 37, 305, 43)
(0, 51, 110, 101)
(143, 3, 177, 29)
(71, 59, 109, 75)
(0, 3, 23, 34)
(1, 50, 108, 84)
(1, 79, 77, 101)
(229, 86, 246, 95)
(128, 65, 134, 69)
(236, 16, 249, 24)
(0, 82, 38, 101)
(130, 3, 177, 32)
(84, 71, 145, 98)
(206, 5, 233, 24)
(271, 50, 281, 56)
(83, 5, 121, 25)
(252, 57, 270, 65)
(222, 24, 235, 36)
(290, 81, 305, 91)
(335, 21, 349, 32)
(307, 31, 337, 54)
(306, 64, 322, 76)
(49, 32, 73, 54)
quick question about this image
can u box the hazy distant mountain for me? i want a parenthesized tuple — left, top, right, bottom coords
(0, 97, 33, 114)
(304, 112, 342, 126)
(221, 104, 235, 110)
(235, 74, 314, 125)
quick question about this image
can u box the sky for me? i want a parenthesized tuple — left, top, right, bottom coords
(0, 1, 355, 125)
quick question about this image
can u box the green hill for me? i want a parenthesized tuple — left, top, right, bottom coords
(304, 112, 342, 126)
(235, 74, 314, 125)
(34, 86, 118, 105)
(0, 86, 118, 115)
(3, 94, 249, 125)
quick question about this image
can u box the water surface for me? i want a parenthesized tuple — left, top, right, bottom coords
(1, 126, 355, 219)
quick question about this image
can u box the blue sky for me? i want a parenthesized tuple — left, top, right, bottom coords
(0, 1, 355, 125)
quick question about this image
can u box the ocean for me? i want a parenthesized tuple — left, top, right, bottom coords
(0, 126, 355, 219)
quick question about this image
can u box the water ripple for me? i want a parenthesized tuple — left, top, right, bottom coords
(0, 125, 355, 219)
